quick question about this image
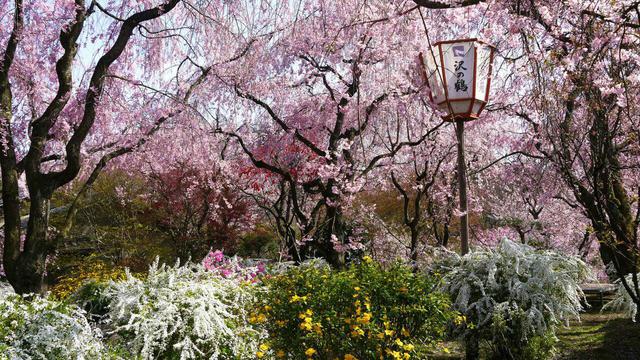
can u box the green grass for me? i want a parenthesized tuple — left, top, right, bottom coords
(425, 310, 640, 360)
(555, 311, 640, 360)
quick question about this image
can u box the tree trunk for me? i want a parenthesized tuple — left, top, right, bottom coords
(410, 227, 419, 263)
(597, 237, 637, 281)
(465, 331, 480, 360)
(10, 189, 55, 294)
(441, 224, 450, 248)
(0, 165, 22, 289)
(315, 205, 347, 267)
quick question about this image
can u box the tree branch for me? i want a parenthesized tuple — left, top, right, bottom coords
(21, 0, 86, 181)
(48, 0, 182, 189)
(412, 0, 483, 9)
(235, 87, 326, 157)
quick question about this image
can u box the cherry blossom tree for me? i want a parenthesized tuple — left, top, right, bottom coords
(2, 0, 637, 308)
(0, 0, 224, 293)
(413, 0, 640, 318)
(389, 132, 456, 261)
(204, 1, 457, 266)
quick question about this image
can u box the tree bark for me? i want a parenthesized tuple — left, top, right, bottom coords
(464, 331, 480, 360)
(316, 205, 347, 268)
(1, 0, 25, 291)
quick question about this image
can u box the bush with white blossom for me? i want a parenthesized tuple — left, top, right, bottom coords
(603, 273, 640, 322)
(0, 292, 105, 360)
(436, 239, 590, 360)
(104, 259, 263, 360)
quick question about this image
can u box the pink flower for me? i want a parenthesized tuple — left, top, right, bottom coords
(211, 250, 225, 263)
(220, 268, 233, 277)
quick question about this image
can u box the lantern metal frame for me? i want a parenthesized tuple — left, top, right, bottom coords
(419, 38, 496, 122)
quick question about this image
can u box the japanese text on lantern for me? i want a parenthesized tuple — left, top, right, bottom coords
(452, 46, 468, 92)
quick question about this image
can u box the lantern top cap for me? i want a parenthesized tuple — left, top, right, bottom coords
(432, 38, 496, 49)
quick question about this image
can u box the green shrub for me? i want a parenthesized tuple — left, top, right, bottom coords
(254, 257, 457, 359)
(50, 259, 127, 300)
(71, 280, 115, 322)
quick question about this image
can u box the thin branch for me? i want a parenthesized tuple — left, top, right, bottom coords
(470, 151, 545, 175)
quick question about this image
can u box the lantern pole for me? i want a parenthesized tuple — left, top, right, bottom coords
(455, 118, 470, 255)
(421, 39, 495, 256)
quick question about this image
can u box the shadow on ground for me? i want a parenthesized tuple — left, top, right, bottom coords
(555, 311, 640, 360)
(427, 310, 640, 360)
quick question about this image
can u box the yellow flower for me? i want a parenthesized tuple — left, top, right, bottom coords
(344, 355, 358, 360)
(384, 329, 395, 336)
(259, 344, 270, 351)
(350, 326, 365, 337)
(290, 294, 308, 303)
(256, 351, 264, 358)
(385, 349, 402, 360)
(395, 339, 404, 347)
(363, 256, 373, 263)
(276, 350, 286, 358)
(357, 312, 372, 324)
(403, 344, 414, 351)
(403, 353, 410, 360)
(354, 286, 361, 291)
(454, 314, 467, 325)
(305, 348, 317, 357)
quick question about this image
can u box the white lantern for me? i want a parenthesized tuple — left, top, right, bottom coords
(419, 38, 496, 122)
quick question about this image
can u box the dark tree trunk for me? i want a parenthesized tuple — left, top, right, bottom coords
(315, 205, 347, 268)
(465, 332, 480, 360)
(440, 223, 450, 248)
(0, 163, 22, 289)
(410, 228, 419, 263)
(597, 237, 637, 281)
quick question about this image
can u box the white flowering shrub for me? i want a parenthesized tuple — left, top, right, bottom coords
(105, 259, 263, 360)
(437, 239, 590, 360)
(0, 281, 13, 297)
(0, 293, 105, 360)
(603, 273, 640, 321)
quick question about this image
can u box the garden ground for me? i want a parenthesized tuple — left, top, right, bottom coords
(431, 310, 640, 360)
(555, 311, 640, 360)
